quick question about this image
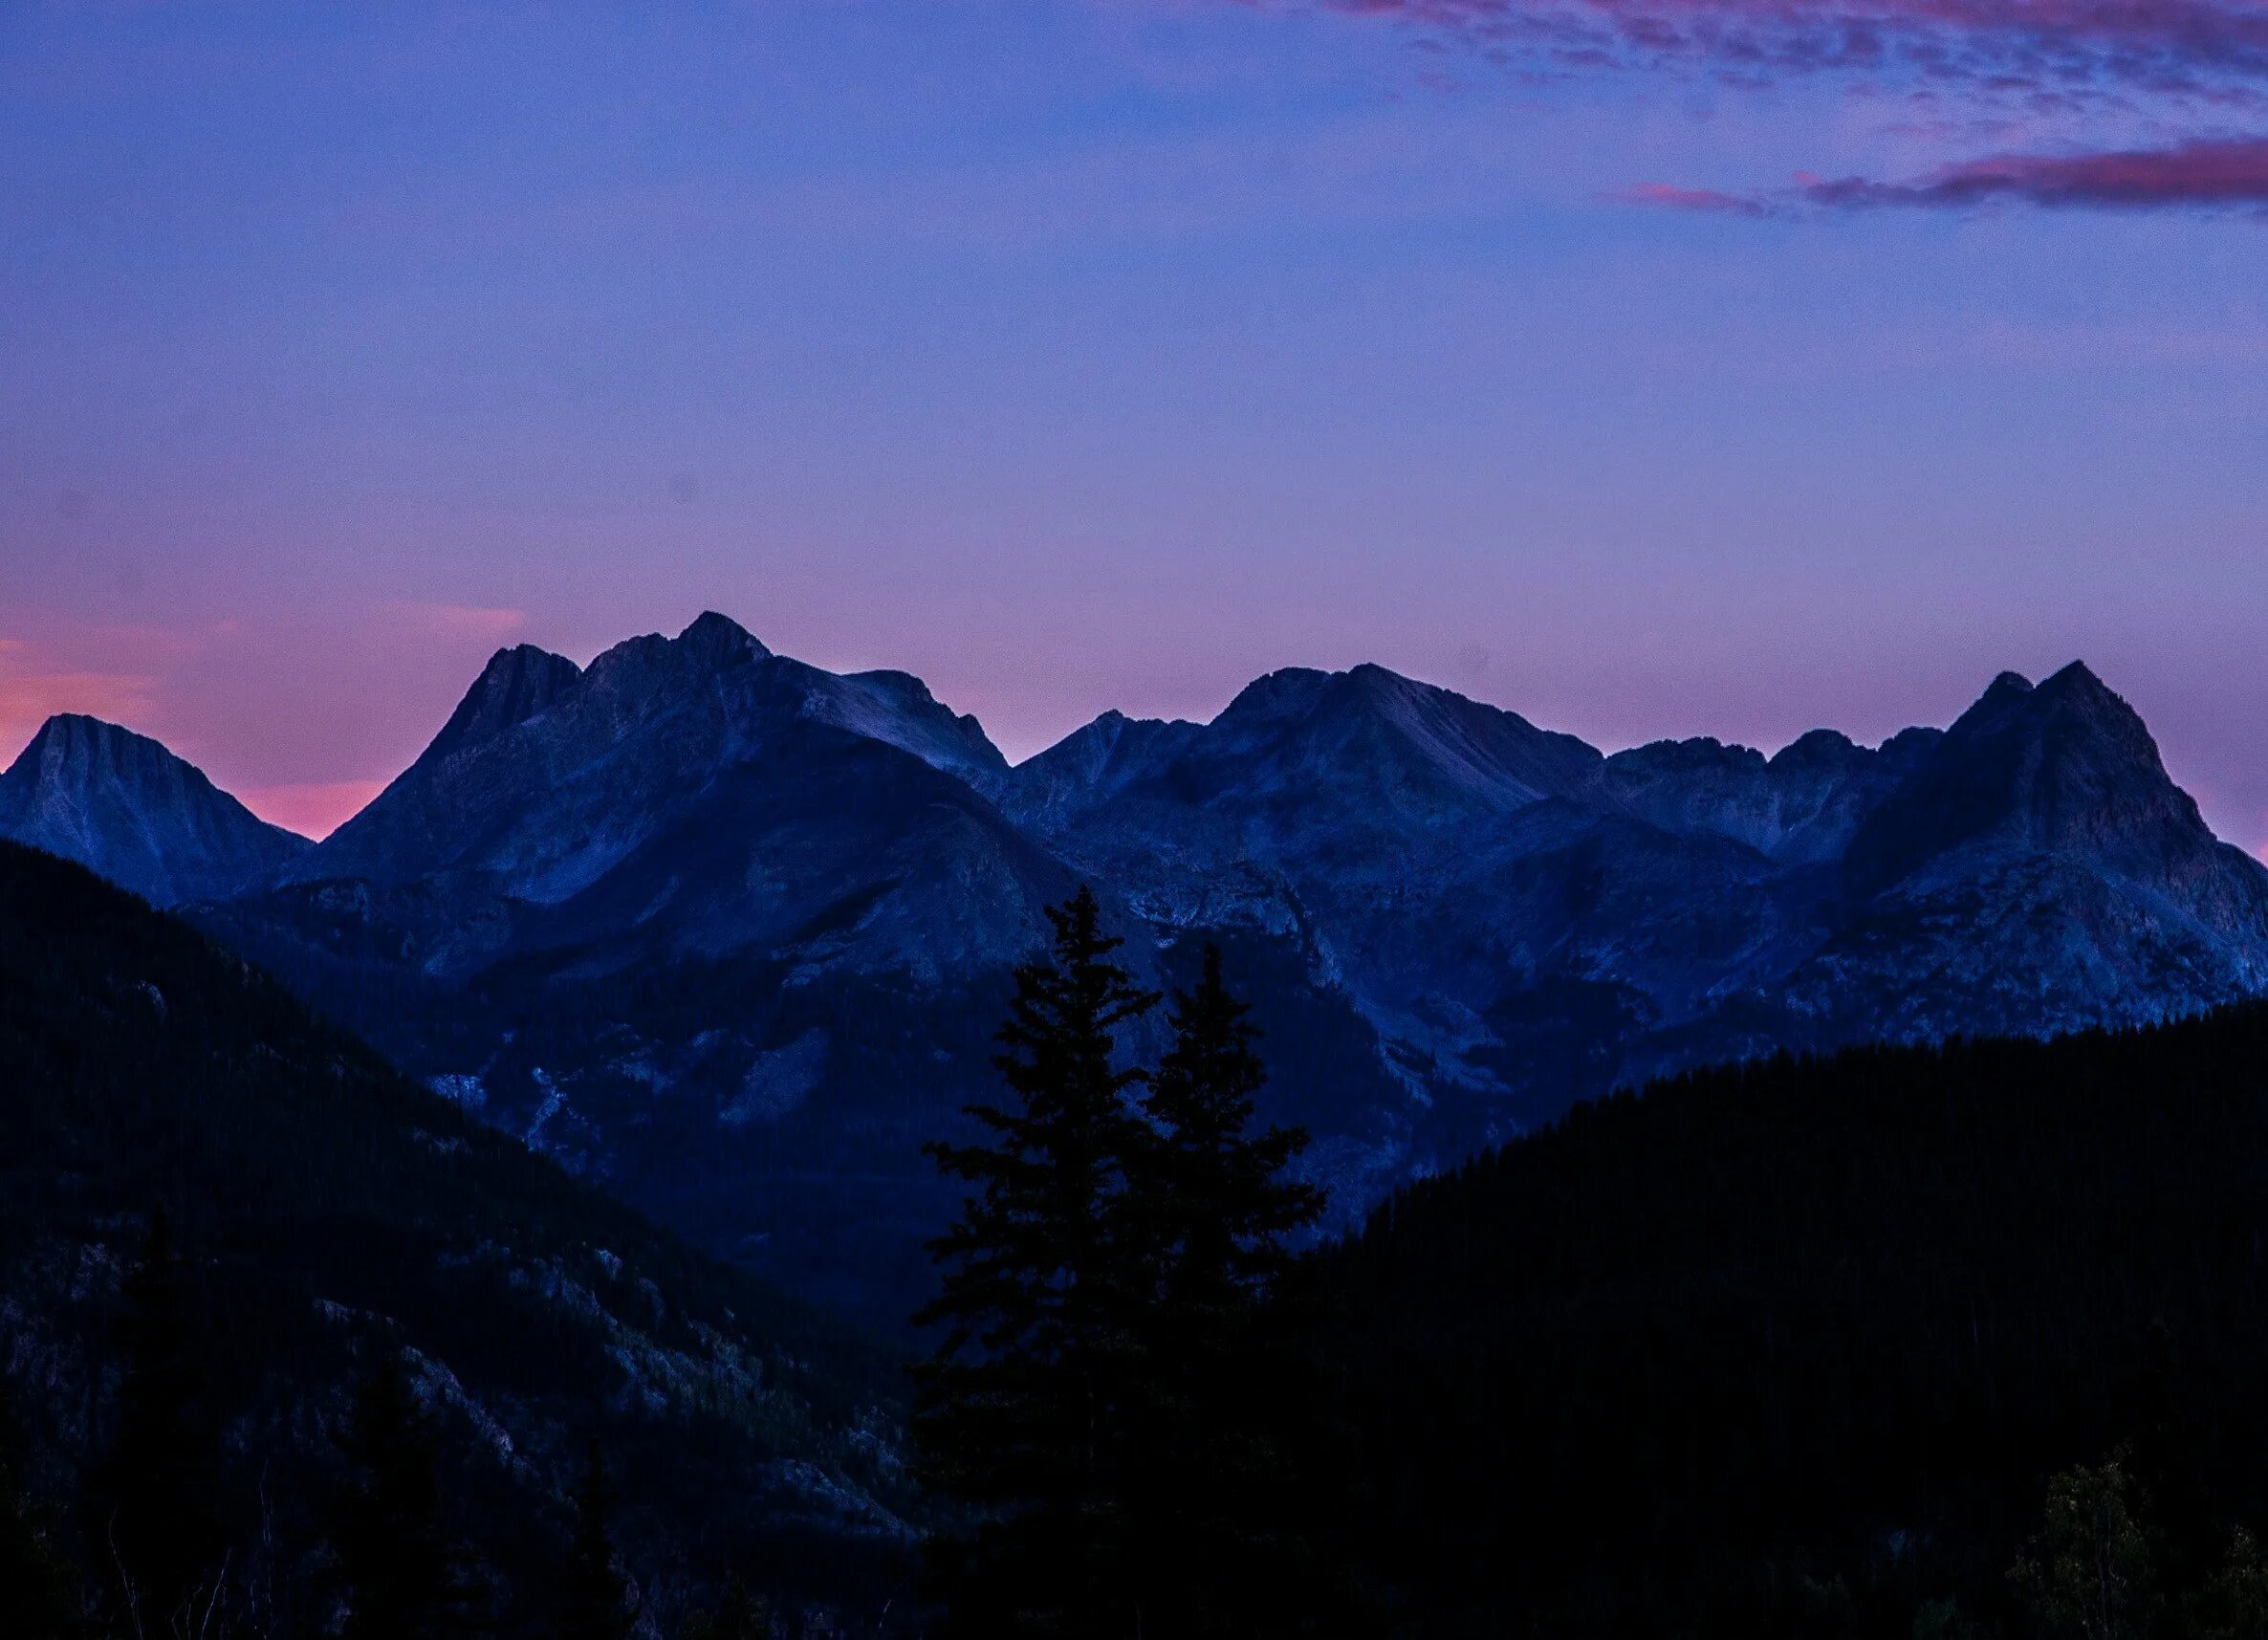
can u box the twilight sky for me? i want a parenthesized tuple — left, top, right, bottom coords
(3, 2, 2264, 848)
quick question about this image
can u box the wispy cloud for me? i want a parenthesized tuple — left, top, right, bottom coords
(1295, 0, 2268, 103)
(385, 601, 529, 642)
(1799, 131, 2268, 206)
(1608, 179, 1778, 213)
(1620, 132, 2268, 212)
(1264, 0, 2268, 218)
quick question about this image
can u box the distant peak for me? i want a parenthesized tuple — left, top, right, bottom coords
(1341, 662, 1444, 700)
(21, 713, 174, 769)
(37, 711, 135, 742)
(1879, 725, 1944, 760)
(2040, 659, 2112, 700)
(427, 644, 584, 761)
(1610, 736, 1763, 774)
(1772, 728, 1860, 766)
(1220, 667, 1333, 722)
(1943, 668, 2044, 738)
(675, 611, 768, 665)
(1964, 661, 2137, 733)
(0, 712, 306, 902)
(479, 642, 580, 684)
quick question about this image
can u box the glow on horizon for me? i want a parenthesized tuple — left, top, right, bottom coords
(4, 604, 2261, 858)
(3, 3, 2263, 848)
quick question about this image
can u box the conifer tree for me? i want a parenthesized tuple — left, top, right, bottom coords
(913, 886, 1160, 1638)
(1140, 944, 1324, 1319)
(91, 1208, 225, 1634)
(556, 1439, 635, 1640)
(1125, 945, 1327, 1636)
(327, 1354, 473, 1640)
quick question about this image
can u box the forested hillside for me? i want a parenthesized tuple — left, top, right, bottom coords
(0, 842, 917, 1636)
(1317, 1001, 2268, 1636)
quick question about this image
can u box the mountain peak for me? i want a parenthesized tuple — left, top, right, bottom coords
(1343, 661, 1408, 688)
(1219, 667, 1334, 724)
(675, 610, 768, 666)
(427, 644, 584, 762)
(26, 711, 161, 761)
(1769, 728, 1862, 771)
(0, 714, 307, 905)
(2038, 658, 2115, 704)
(1845, 661, 2214, 895)
(17, 712, 196, 786)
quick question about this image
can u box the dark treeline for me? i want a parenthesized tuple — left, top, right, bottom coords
(1316, 998, 2268, 1636)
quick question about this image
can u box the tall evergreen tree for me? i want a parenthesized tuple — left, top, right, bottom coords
(912, 886, 1160, 1638)
(556, 1439, 634, 1640)
(1139, 944, 1324, 1318)
(1125, 946, 1327, 1636)
(90, 1208, 225, 1634)
(326, 1354, 473, 1640)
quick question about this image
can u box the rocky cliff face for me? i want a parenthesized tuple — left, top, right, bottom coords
(0, 713, 309, 905)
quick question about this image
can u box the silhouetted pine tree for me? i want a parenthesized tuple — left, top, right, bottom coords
(912, 886, 1160, 1638)
(90, 1209, 225, 1634)
(556, 1440, 634, 1640)
(0, 1379, 76, 1640)
(327, 1354, 474, 1640)
(1125, 945, 1327, 1636)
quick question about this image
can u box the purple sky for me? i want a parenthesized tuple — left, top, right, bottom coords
(2, 2, 2264, 847)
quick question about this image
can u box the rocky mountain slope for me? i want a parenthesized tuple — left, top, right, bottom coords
(201, 615, 1078, 1319)
(1002, 655, 2268, 1148)
(0, 839, 916, 1629)
(0, 713, 309, 904)
(23, 618, 2268, 1324)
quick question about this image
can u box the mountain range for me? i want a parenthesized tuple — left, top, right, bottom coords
(9, 614, 2266, 1320)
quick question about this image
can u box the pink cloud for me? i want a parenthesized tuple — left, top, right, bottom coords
(1611, 180, 1777, 213)
(1271, 0, 2268, 230)
(1620, 132, 2268, 212)
(1799, 131, 2268, 205)
(385, 601, 530, 641)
